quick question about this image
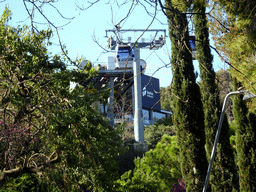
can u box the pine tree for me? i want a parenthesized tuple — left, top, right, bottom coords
(193, 1, 237, 191)
(232, 78, 256, 191)
(165, 1, 208, 191)
(210, 0, 256, 96)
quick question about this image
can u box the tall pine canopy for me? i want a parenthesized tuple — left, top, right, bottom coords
(232, 78, 256, 191)
(210, 0, 256, 190)
(193, 0, 237, 191)
(166, 1, 208, 191)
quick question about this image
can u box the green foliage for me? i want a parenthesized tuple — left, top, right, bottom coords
(0, 9, 124, 191)
(193, 2, 237, 191)
(216, 70, 233, 120)
(166, 1, 208, 191)
(229, 121, 237, 159)
(232, 78, 256, 191)
(116, 135, 182, 192)
(210, 0, 256, 103)
(1, 173, 38, 191)
(144, 119, 174, 149)
(116, 144, 144, 177)
(160, 86, 173, 111)
(170, 0, 194, 12)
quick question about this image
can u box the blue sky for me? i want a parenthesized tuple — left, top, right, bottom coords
(1, 0, 226, 87)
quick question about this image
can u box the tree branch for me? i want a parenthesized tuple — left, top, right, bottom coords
(48, 3, 75, 20)
(92, 30, 113, 53)
(113, 0, 135, 30)
(75, 0, 100, 11)
(0, 151, 59, 183)
(22, 0, 76, 65)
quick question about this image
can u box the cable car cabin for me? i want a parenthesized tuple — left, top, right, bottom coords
(114, 44, 135, 69)
(188, 35, 196, 60)
(188, 36, 196, 51)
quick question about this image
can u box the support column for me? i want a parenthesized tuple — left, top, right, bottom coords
(133, 48, 144, 142)
(108, 77, 115, 127)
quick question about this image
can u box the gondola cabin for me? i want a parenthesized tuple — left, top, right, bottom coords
(188, 35, 196, 60)
(188, 35, 196, 51)
(114, 44, 135, 69)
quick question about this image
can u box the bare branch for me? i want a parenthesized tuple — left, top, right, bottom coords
(158, 0, 181, 15)
(0, 151, 59, 183)
(113, 0, 135, 30)
(92, 30, 113, 53)
(75, 0, 100, 11)
(210, 44, 256, 91)
(153, 50, 171, 68)
(26, 1, 76, 64)
(23, 0, 36, 33)
(131, 0, 158, 50)
(48, 3, 75, 20)
(21, 0, 77, 65)
(150, 61, 172, 78)
(24, 1, 63, 29)
(208, 13, 230, 32)
(139, 1, 167, 25)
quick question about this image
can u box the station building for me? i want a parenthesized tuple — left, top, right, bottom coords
(79, 56, 171, 127)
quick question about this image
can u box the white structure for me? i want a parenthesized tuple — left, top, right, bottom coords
(106, 56, 115, 70)
(114, 44, 135, 69)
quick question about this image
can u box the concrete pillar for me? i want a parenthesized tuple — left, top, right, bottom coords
(108, 77, 115, 127)
(133, 48, 144, 142)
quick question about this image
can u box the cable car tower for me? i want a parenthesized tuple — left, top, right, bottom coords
(105, 28, 166, 143)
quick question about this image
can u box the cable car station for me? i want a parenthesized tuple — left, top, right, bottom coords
(80, 29, 171, 144)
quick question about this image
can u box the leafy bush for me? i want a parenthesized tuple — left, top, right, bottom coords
(1, 173, 38, 191)
(116, 135, 182, 192)
(144, 120, 175, 149)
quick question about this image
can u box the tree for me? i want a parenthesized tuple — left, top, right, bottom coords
(165, 1, 208, 191)
(116, 135, 182, 192)
(160, 86, 173, 111)
(193, 1, 237, 190)
(210, 1, 256, 190)
(144, 118, 174, 149)
(210, 0, 256, 100)
(4, 0, 256, 190)
(0, 9, 124, 191)
(0, 9, 63, 184)
(216, 70, 233, 121)
(231, 78, 256, 191)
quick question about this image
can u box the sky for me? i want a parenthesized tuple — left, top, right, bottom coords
(1, 0, 226, 88)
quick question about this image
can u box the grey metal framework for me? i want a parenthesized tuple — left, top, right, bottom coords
(105, 29, 166, 50)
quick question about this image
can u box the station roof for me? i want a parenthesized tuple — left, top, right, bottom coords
(79, 69, 134, 100)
